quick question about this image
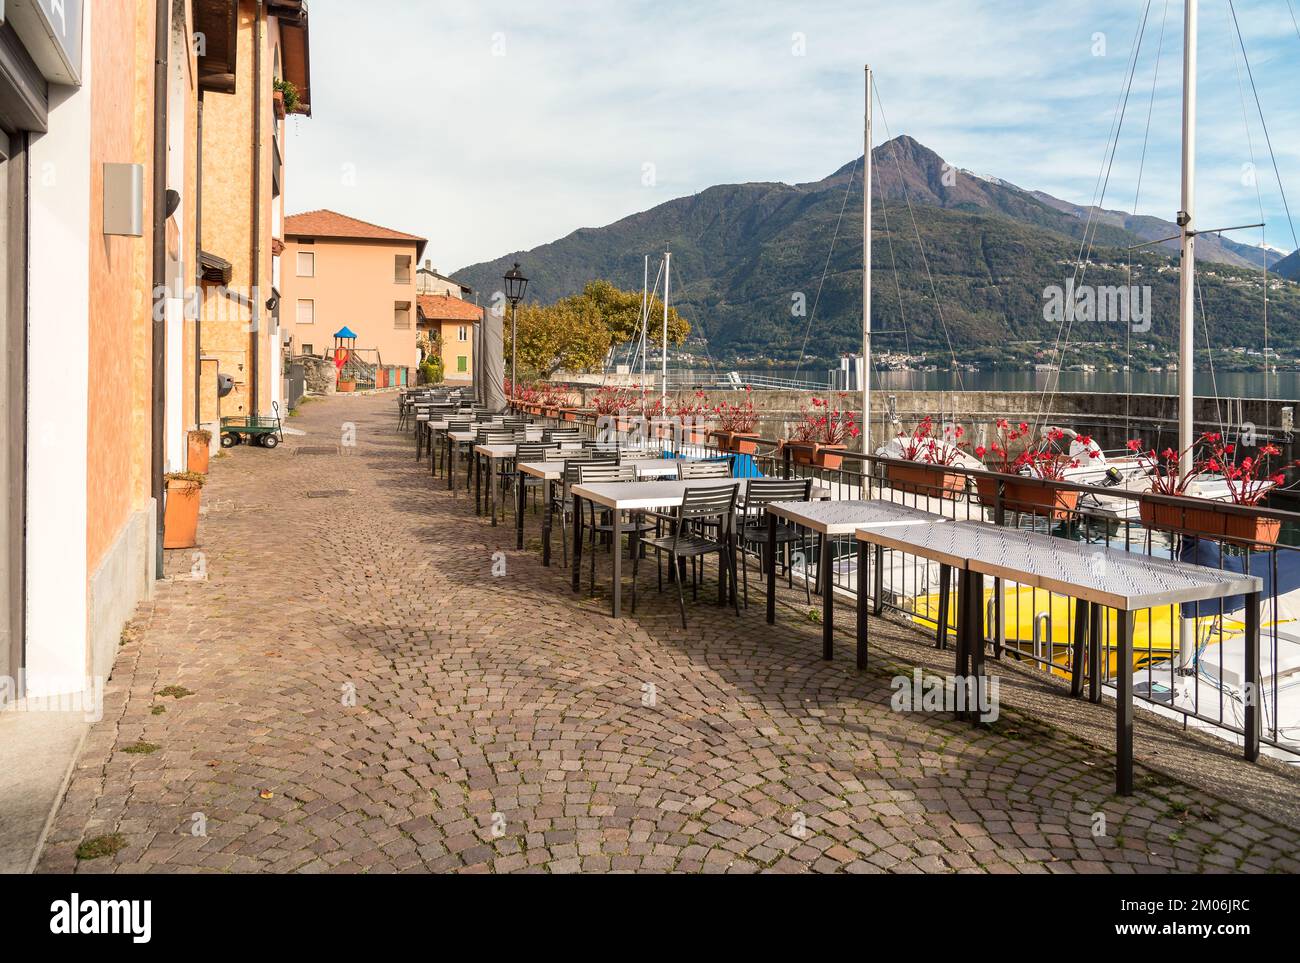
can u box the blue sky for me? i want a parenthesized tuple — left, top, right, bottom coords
(287, 0, 1300, 273)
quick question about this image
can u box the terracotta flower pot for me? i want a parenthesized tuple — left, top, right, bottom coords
(976, 476, 1079, 520)
(781, 441, 818, 467)
(187, 431, 211, 474)
(886, 462, 966, 499)
(1139, 500, 1281, 549)
(813, 444, 847, 470)
(712, 430, 760, 455)
(163, 479, 201, 549)
(562, 408, 577, 422)
(337, 379, 356, 393)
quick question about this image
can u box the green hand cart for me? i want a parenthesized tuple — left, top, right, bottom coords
(221, 401, 284, 449)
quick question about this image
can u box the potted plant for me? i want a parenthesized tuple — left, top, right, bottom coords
(711, 387, 761, 453)
(884, 416, 967, 498)
(1131, 433, 1297, 547)
(974, 420, 1085, 519)
(670, 391, 712, 444)
(781, 396, 859, 470)
(337, 374, 356, 393)
(163, 471, 205, 549)
(187, 428, 213, 475)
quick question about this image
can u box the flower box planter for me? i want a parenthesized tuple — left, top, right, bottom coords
(187, 430, 212, 475)
(711, 430, 760, 455)
(885, 462, 965, 499)
(561, 407, 578, 422)
(163, 475, 203, 549)
(781, 441, 846, 471)
(1138, 500, 1281, 548)
(337, 379, 356, 393)
(975, 476, 1079, 520)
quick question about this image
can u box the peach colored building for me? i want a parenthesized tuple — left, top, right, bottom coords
(418, 294, 482, 385)
(280, 210, 427, 374)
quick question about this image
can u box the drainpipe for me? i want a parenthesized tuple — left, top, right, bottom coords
(151, 0, 170, 579)
(249, 1, 263, 415)
(195, 89, 203, 427)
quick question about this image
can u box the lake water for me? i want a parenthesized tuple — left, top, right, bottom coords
(723, 367, 1300, 400)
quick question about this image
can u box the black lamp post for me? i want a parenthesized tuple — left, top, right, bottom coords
(503, 262, 528, 407)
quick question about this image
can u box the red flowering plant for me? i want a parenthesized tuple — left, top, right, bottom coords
(974, 419, 1032, 474)
(791, 395, 860, 446)
(895, 416, 966, 466)
(714, 387, 759, 434)
(670, 390, 711, 420)
(1129, 432, 1300, 505)
(592, 385, 632, 415)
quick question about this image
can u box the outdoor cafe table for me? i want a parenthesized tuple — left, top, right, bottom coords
(471, 441, 584, 525)
(763, 499, 946, 665)
(568, 478, 830, 618)
(853, 519, 1262, 794)
(446, 426, 543, 491)
(516, 458, 685, 557)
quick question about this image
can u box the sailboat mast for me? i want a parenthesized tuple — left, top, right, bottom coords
(1178, 0, 1198, 478)
(862, 65, 873, 452)
(641, 254, 649, 398)
(662, 250, 671, 407)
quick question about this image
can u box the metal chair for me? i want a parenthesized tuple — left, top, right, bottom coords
(677, 457, 733, 479)
(553, 452, 619, 565)
(633, 483, 741, 628)
(509, 442, 561, 518)
(736, 477, 814, 607)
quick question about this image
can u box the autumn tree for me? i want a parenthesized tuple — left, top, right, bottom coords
(580, 279, 689, 350)
(506, 297, 609, 378)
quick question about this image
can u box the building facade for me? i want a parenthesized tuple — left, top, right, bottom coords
(0, 0, 310, 716)
(280, 209, 426, 372)
(417, 294, 482, 385)
(416, 261, 472, 299)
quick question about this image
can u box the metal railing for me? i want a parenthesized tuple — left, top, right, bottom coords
(506, 400, 1300, 764)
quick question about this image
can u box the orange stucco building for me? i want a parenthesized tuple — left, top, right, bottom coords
(418, 294, 482, 385)
(280, 210, 427, 374)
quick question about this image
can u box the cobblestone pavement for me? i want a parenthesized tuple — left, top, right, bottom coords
(38, 394, 1300, 873)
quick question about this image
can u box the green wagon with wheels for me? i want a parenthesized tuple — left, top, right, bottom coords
(220, 401, 285, 449)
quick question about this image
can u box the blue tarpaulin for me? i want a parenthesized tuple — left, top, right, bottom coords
(1177, 538, 1300, 617)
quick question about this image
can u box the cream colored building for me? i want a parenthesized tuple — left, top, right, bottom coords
(280, 210, 427, 372)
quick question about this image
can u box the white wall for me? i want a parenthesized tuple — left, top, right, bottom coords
(25, 7, 93, 698)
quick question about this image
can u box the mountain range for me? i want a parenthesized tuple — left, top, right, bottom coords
(455, 136, 1300, 362)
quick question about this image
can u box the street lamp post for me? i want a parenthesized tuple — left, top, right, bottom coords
(503, 262, 528, 411)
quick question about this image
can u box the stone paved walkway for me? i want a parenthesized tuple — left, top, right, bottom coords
(38, 393, 1300, 873)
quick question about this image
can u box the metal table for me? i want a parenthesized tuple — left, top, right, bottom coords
(517, 458, 683, 556)
(853, 519, 1262, 794)
(471, 441, 582, 527)
(764, 499, 946, 665)
(447, 426, 541, 492)
(569, 478, 829, 618)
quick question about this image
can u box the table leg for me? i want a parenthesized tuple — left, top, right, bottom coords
(447, 436, 455, 491)
(1115, 608, 1134, 795)
(571, 495, 583, 593)
(765, 513, 777, 625)
(515, 469, 526, 550)
(488, 456, 497, 526)
(856, 540, 869, 670)
(820, 533, 833, 660)
(542, 480, 553, 567)
(952, 568, 968, 719)
(936, 563, 951, 649)
(475, 452, 483, 515)
(416, 423, 423, 461)
(968, 571, 986, 723)
(1070, 599, 1089, 698)
(610, 512, 623, 617)
(1244, 589, 1261, 763)
(1088, 603, 1102, 704)
(872, 544, 884, 616)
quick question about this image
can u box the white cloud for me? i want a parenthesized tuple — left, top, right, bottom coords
(287, 0, 1300, 273)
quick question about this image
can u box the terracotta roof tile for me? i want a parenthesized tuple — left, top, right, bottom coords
(418, 294, 483, 323)
(284, 209, 426, 258)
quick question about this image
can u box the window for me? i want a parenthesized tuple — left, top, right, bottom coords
(301, 343, 313, 356)
(458, 325, 469, 342)
(297, 251, 315, 277)
(394, 301, 411, 329)
(394, 254, 412, 284)
(457, 355, 468, 373)
(296, 299, 314, 324)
